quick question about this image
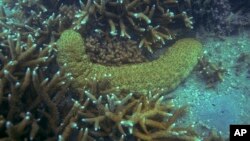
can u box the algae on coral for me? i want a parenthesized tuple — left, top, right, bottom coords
(57, 30, 202, 94)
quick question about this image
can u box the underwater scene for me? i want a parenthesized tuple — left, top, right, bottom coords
(0, 0, 250, 140)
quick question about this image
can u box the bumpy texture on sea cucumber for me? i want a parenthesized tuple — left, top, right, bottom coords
(57, 30, 202, 94)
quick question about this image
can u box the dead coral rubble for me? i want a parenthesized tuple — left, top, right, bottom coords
(73, 0, 193, 52)
(196, 57, 226, 88)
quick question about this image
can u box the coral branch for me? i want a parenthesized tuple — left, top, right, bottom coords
(72, 0, 193, 52)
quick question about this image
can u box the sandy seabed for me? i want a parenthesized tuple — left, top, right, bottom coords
(171, 29, 250, 139)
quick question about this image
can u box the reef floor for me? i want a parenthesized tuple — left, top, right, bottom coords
(171, 28, 250, 139)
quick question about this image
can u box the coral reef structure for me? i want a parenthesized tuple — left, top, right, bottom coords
(85, 36, 147, 66)
(0, 0, 72, 46)
(0, 32, 74, 140)
(56, 78, 199, 141)
(0, 40, 199, 140)
(0, 0, 223, 141)
(57, 30, 203, 94)
(73, 0, 193, 52)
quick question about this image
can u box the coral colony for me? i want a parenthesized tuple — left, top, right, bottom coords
(72, 0, 193, 52)
(2, 0, 245, 140)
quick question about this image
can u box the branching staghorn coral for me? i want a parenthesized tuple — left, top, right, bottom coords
(0, 0, 73, 46)
(57, 30, 202, 94)
(0, 1, 204, 141)
(56, 78, 199, 141)
(2, 0, 46, 10)
(73, 0, 193, 52)
(0, 31, 199, 140)
(0, 33, 75, 140)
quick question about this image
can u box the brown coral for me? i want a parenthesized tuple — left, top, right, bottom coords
(85, 36, 147, 66)
(0, 1, 203, 141)
(73, 0, 193, 52)
(196, 56, 226, 88)
(0, 0, 72, 46)
(0, 33, 74, 140)
(55, 78, 199, 141)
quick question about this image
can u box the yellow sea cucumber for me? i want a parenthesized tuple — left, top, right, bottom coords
(57, 30, 202, 93)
